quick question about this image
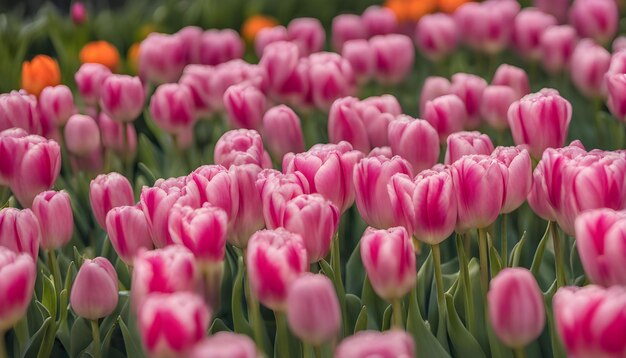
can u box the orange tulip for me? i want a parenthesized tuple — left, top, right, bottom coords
(79, 41, 120, 72)
(21, 55, 61, 97)
(241, 15, 279, 43)
(127, 43, 141, 74)
(438, 0, 473, 13)
(385, 0, 437, 23)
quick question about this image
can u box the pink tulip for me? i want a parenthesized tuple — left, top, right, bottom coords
(179, 65, 214, 117)
(0, 247, 36, 332)
(614, 36, 626, 53)
(64, 114, 101, 157)
(361, 94, 402, 116)
(450, 73, 487, 128)
(255, 25, 289, 57)
(189, 332, 257, 358)
(10, 136, 61, 208)
(105, 205, 154, 264)
(0, 128, 28, 186)
(0, 91, 41, 135)
(328, 97, 370, 153)
(360, 226, 416, 300)
(262, 105, 304, 161)
(100, 74, 145, 122)
(287, 18, 325, 56)
(70, 2, 87, 25)
(533, 0, 568, 23)
(387, 115, 439, 174)
(575, 209, 626, 287)
(150, 83, 196, 135)
(98, 112, 137, 159)
(132, 245, 200, 308)
(198, 29, 244, 66)
(388, 169, 457, 244)
(246, 228, 308, 310)
(139, 33, 186, 84)
(89, 172, 135, 229)
(228, 164, 265, 248)
(341, 39, 374, 82)
(540, 25, 578, 74)
(74, 63, 111, 106)
(332, 14, 367, 51)
(185, 165, 238, 223)
(139, 186, 181, 248)
(307, 53, 356, 110)
(608, 50, 626, 78)
(39, 85, 75, 127)
(419, 76, 451, 116)
(454, 1, 519, 54)
(335, 330, 415, 358)
(354, 155, 413, 229)
(362, 6, 397, 37)
(138, 292, 211, 358)
(445, 131, 495, 165)
(488, 268, 545, 348)
(256, 169, 309, 229)
(0, 208, 40, 261)
(481, 85, 518, 131)
(415, 13, 459, 61)
(356, 95, 401, 148)
(214, 129, 271, 169)
(569, 0, 618, 44)
(370, 34, 414, 85)
(281, 194, 339, 262)
(491, 64, 531, 99)
(554, 285, 626, 358)
(607, 73, 626, 122)
(570, 40, 611, 98)
(176, 26, 203, 64)
(423, 94, 467, 143)
(287, 274, 341, 345)
(507, 88, 572, 159)
(369, 146, 392, 158)
(208, 60, 269, 110)
(512, 8, 557, 60)
(70, 257, 118, 320)
(31, 190, 73, 250)
(451, 155, 506, 231)
(259, 41, 301, 95)
(223, 83, 266, 130)
(492, 146, 532, 213)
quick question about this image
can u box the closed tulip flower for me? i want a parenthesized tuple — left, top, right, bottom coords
(512, 8, 557, 60)
(198, 29, 244, 66)
(179, 65, 214, 117)
(492, 146, 532, 213)
(607, 73, 626, 122)
(308, 53, 356, 110)
(185, 165, 239, 223)
(287, 17, 325, 56)
(254, 25, 289, 57)
(39, 85, 75, 127)
(335, 330, 415, 358)
(246, 228, 308, 310)
(256, 169, 310, 229)
(569, 0, 618, 45)
(454, 1, 519, 54)
(423, 94, 467, 142)
(214, 129, 271, 169)
(138, 33, 186, 84)
(0, 128, 28, 186)
(0, 247, 36, 331)
(341, 40, 374, 82)
(331, 14, 367, 51)
(570, 40, 611, 98)
(387, 115, 440, 174)
(0, 91, 41, 135)
(189, 332, 257, 358)
(64, 114, 101, 157)
(481, 85, 518, 131)
(70, 2, 86, 25)
(70, 257, 118, 320)
(362, 5, 397, 36)
(98, 112, 137, 160)
(370, 34, 414, 85)
(150, 83, 196, 135)
(139, 186, 181, 248)
(262, 105, 304, 161)
(360, 226, 416, 300)
(415, 13, 459, 62)
(0, 208, 40, 261)
(491, 64, 531, 99)
(287, 274, 341, 345)
(105, 205, 154, 265)
(540, 25, 578, 74)
(100, 75, 145, 122)
(328, 97, 370, 153)
(419, 76, 451, 116)
(508, 88, 572, 159)
(74, 63, 111, 106)
(450, 73, 487, 128)
(259, 41, 301, 95)
(31, 190, 73, 250)
(445, 131, 495, 165)
(223, 83, 266, 130)
(356, 96, 399, 149)
(488, 268, 545, 349)
(176, 26, 203, 64)
(228, 164, 265, 248)
(89, 172, 135, 229)
(138, 292, 211, 358)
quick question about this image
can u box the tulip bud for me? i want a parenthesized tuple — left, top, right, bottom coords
(287, 274, 341, 345)
(32, 190, 73, 250)
(492, 64, 531, 99)
(149, 83, 196, 135)
(569, 0, 618, 45)
(74, 63, 111, 106)
(179, 65, 214, 117)
(335, 330, 415, 358)
(370, 34, 414, 85)
(39, 85, 75, 127)
(341, 40, 374, 82)
(70, 257, 118, 320)
(0, 91, 41, 135)
(607, 73, 626, 122)
(488, 268, 545, 348)
(246, 228, 308, 310)
(259, 41, 301, 95)
(98, 112, 137, 159)
(354, 155, 413, 229)
(64, 114, 101, 157)
(105, 205, 154, 264)
(0, 128, 28, 186)
(190, 332, 257, 358)
(214, 129, 271, 168)
(423, 93, 467, 141)
(71, 2, 87, 25)
(198, 29, 244, 66)
(261, 105, 305, 161)
(139, 186, 181, 248)
(0, 208, 40, 262)
(332, 14, 367, 51)
(89, 172, 135, 229)
(255, 25, 289, 57)
(100, 74, 145, 122)
(185, 165, 239, 223)
(445, 131, 495, 165)
(223, 83, 266, 130)
(492, 146, 532, 213)
(132, 245, 200, 308)
(328, 97, 370, 153)
(256, 169, 309, 229)
(139, 33, 186, 84)
(481, 85, 518, 131)
(369, 146, 392, 158)
(419, 76, 451, 116)
(387, 115, 440, 174)
(570, 40, 611, 99)
(454, 1, 519, 54)
(507, 88, 572, 159)
(176, 26, 202, 64)
(451, 155, 506, 231)
(415, 13, 459, 62)
(287, 18, 325, 56)
(360, 226, 416, 300)
(450, 73, 487, 128)
(539, 25, 578, 74)
(308, 53, 356, 110)
(362, 6, 397, 37)
(614, 36, 626, 53)
(512, 8, 557, 60)
(138, 292, 211, 358)
(0, 247, 36, 331)
(228, 164, 265, 248)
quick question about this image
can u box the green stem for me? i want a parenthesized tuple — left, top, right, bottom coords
(501, 214, 508, 267)
(91, 320, 101, 358)
(456, 235, 475, 336)
(513, 347, 527, 358)
(303, 343, 313, 358)
(243, 250, 268, 354)
(432, 244, 447, 345)
(47, 250, 62, 295)
(0, 331, 6, 358)
(478, 228, 489, 297)
(330, 234, 348, 337)
(464, 232, 471, 259)
(550, 222, 566, 287)
(314, 345, 322, 358)
(274, 311, 290, 358)
(593, 99, 604, 145)
(121, 124, 133, 179)
(391, 299, 403, 328)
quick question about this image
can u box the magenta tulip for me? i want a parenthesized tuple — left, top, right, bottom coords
(0, 91, 40, 135)
(32, 190, 73, 250)
(0, 208, 40, 261)
(89, 172, 135, 229)
(70, 257, 118, 320)
(213, 129, 271, 169)
(387, 115, 440, 174)
(328, 96, 370, 153)
(369, 34, 414, 85)
(197, 29, 244, 66)
(481, 85, 518, 131)
(570, 39, 611, 98)
(179, 65, 214, 117)
(362, 5, 397, 37)
(262, 105, 304, 160)
(189, 332, 257, 358)
(331, 14, 367, 51)
(423, 94, 467, 142)
(607, 73, 626, 122)
(445, 131, 495, 165)
(335, 330, 415, 358)
(512, 8, 557, 60)
(415, 13, 459, 61)
(100, 74, 145, 122)
(256, 169, 309, 229)
(223, 83, 266, 130)
(491, 64, 530, 99)
(139, 33, 186, 84)
(307, 52, 356, 110)
(569, 0, 618, 44)
(255, 25, 289, 57)
(39, 85, 75, 127)
(540, 25, 578, 74)
(419, 76, 451, 116)
(450, 73, 487, 128)
(74, 63, 111, 106)
(150, 83, 196, 135)
(341, 39, 374, 82)
(492, 146, 532, 213)
(0, 247, 36, 331)
(105, 205, 154, 265)
(98, 112, 137, 160)
(287, 17, 325, 56)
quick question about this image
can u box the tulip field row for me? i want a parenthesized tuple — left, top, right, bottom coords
(1, 0, 626, 357)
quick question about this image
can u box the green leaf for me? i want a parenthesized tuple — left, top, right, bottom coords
(119, 318, 145, 358)
(71, 318, 92, 358)
(489, 244, 503, 278)
(353, 306, 368, 334)
(137, 162, 157, 186)
(231, 256, 254, 338)
(445, 293, 486, 358)
(530, 225, 551, 277)
(23, 317, 53, 358)
(381, 304, 392, 331)
(101, 319, 118, 358)
(345, 294, 362, 334)
(360, 275, 385, 330)
(406, 287, 450, 358)
(510, 231, 527, 267)
(41, 274, 57, 320)
(417, 253, 434, 316)
(210, 318, 232, 334)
